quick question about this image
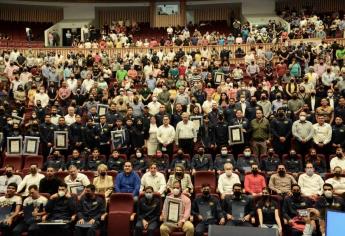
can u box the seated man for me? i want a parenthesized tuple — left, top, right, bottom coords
(140, 163, 166, 196)
(217, 163, 240, 199)
(39, 183, 77, 236)
(44, 149, 65, 171)
(86, 148, 105, 171)
(191, 146, 213, 174)
(284, 150, 303, 179)
(39, 166, 61, 195)
(115, 161, 141, 199)
(213, 146, 236, 175)
(325, 166, 345, 196)
(260, 148, 280, 175)
(0, 165, 22, 194)
(13, 185, 47, 236)
(64, 165, 91, 195)
(107, 150, 125, 172)
(75, 184, 106, 236)
(236, 147, 259, 174)
(269, 164, 297, 196)
(282, 184, 313, 236)
(223, 183, 254, 227)
(298, 162, 324, 199)
(130, 149, 148, 174)
(65, 149, 85, 170)
(160, 181, 194, 236)
(192, 183, 225, 236)
(244, 163, 266, 195)
(0, 183, 22, 236)
(17, 164, 45, 196)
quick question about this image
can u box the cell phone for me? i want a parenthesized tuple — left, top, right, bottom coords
(298, 209, 310, 217)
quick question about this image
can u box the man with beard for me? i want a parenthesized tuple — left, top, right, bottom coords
(69, 114, 85, 151)
(95, 115, 111, 156)
(39, 114, 56, 157)
(270, 107, 292, 156)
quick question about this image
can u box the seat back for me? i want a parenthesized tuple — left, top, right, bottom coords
(2, 155, 23, 171)
(80, 171, 95, 183)
(109, 193, 134, 213)
(23, 155, 44, 169)
(194, 171, 216, 193)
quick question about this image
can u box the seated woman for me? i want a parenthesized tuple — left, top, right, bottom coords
(93, 164, 113, 199)
(257, 187, 282, 236)
(134, 186, 160, 236)
(167, 164, 193, 197)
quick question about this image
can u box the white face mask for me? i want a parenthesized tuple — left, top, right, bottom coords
(172, 188, 180, 196)
(221, 150, 227, 155)
(324, 190, 333, 198)
(58, 191, 65, 197)
(152, 97, 157, 102)
(244, 151, 251, 157)
(136, 153, 142, 158)
(225, 170, 232, 177)
(299, 116, 306, 121)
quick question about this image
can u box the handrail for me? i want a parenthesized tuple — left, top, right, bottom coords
(0, 38, 344, 60)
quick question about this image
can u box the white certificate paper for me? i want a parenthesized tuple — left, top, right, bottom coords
(57, 134, 66, 147)
(27, 140, 36, 153)
(232, 128, 241, 141)
(193, 119, 200, 131)
(99, 107, 106, 116)
(11, 140, 20, 153)
(167, 202, 179, 222)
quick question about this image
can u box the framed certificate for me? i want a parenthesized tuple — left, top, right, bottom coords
(23, 136, 40, 156)
(6, 137, 22, 156)
(68, 183, 84, 195)
(228, 125, 244, 145)
(214, 72, 224, 85)
(111, 130, 125, 148)
(54, 131, 68, 150)
(165, 196, 182, 226)
(0, 132, 3, 151)
(190, 116, 203, 132)
(97, 104, 109, 116)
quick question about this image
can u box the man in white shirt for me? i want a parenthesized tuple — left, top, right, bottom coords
(217, 163, 241, 199)
(202, 95, 216, 114)
(325, 166, 345, 195)
(34, 86, 50, 108)
(64, 106, 76, 126)
(140, 163, 166, 196)
(312, 115, 332, 150)
(147, 95, 161, 116)
(175, 112, 197, 156)
(157, 115, 176, 157)
(0, 165, 22, 194)
(81, 73, 94, 93)
(17, 165, 44, 196)
(66, 75, 78, 93)
(50, 106, 61, 125)
(64, 165, 90, 193)
(330, 147, 345, 171)
(298, 163, 324, 199)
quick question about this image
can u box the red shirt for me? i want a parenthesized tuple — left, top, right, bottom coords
(244, 173, 266, 194)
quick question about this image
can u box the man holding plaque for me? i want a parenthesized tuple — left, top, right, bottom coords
(192, 183, 225, 236)
(160, 181, 194, 236)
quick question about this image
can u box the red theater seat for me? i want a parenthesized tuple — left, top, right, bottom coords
(2, 155, 23, 171)
(194, 171, 216, 193)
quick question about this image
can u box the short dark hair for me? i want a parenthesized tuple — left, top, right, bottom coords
(28, 185, 38, 191)
(232, 183, 242, 189)
(323, 183, 333, 190)
(8, 182, 18, 190)
(144, 186, 154, 192)
(59, 182, 68, 189)
(85, 184, 96, 192)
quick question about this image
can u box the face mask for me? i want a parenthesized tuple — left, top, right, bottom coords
(152, 97, 157, 102)
(324, 190, 333, 198)
(85, 193, 92, 198)
(240, 98, 245, 102)
(30, 169, 37, 175)
(202, 190, 210, 197)
(299, 116, 306, 121)
(234, 191, 241, 198)
(278, 112, 285, 118)
(278, 170, 286, 177)
(175, 172, 183, 179)
(136, 153, 142, 158)
(145, 193, 153, 200)
(100, 172, 106, 176)
(172, 188, 180, 196)
(336, 153, 342, 158)
(328, 93, 333, 97)
(244, 151, 251, 157)
(225, 170, 232, 177)
(334, 172, 341, 178)
(292, 191, 301, 198)
(58, 191, 66, 197)
(306, 169, 314, 176)
(5, 172, 13, 178)
(221, 150, 227, 155)
(252, 169, 258, 175)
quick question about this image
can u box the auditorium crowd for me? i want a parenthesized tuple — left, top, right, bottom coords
(0, 22, 344, 236)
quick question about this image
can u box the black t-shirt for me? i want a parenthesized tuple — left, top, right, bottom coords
(257, 200, 278, 225)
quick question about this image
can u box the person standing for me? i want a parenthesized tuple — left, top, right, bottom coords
(175, 112, 197, 156)
(156, 115, 175, 157)
(146, 116, 159, 156)
(250, 109, 270, 157)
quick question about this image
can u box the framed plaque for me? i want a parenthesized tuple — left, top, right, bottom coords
(228, 125, 244, 145)
(214, 72, 224, 85)
(0, 132, 3, 151)
(54, 131, 68, 150)
(165, 196, 182, 226)
(68, 183, 84, 195)
(97, 104, 109, 116)
(111, 130, 125, 148)
(190, 116, 203, 132)
(6, 137, 22, 156)
(23, 136, 40, 156)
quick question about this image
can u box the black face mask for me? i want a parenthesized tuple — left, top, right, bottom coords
(234, 191, 242, 198)
(202, 190, 210, 198)
(292, 191, 301, 198)
(100, 172, 106, 176)
(175, 172, 184, 179)
(5, 172, 13, 178)
(336, 153, 342, 158)
(252, 169, 258, 175)
(278, 170, 286, 177)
